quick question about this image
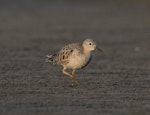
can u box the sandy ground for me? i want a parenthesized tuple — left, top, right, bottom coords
(0, 0, 150, 115)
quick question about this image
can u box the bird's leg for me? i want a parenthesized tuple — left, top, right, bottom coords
(62, 68, 78, 86)
(71, 69, 78, 85)
(71, 69, 76, 76)
(62, 68, 72, 78)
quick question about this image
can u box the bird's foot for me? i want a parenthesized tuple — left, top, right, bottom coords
(69, 80, 78, 87)
(73, 80, 78, 86)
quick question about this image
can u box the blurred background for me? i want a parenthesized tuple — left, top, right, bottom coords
(0, 0, 150, 114)
(0, 0, 150, 58)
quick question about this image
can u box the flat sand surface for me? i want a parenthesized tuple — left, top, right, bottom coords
(0, 0, 150, 115)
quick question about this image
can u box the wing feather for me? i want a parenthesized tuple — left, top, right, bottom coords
(56, 43, 82, 65)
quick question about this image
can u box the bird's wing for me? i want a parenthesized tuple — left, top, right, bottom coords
(56, 43, 82, 65)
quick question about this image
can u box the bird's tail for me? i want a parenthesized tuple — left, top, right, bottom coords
(45, 54, 57, 64)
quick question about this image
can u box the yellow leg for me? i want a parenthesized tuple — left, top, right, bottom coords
(62, 68, 72, 78)
(71, 69, 78, 85)
(62, 68, 78, 86)
(71, 69, 76, 76)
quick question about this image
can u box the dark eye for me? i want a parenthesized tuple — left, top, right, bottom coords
(89, 43, 92, 45)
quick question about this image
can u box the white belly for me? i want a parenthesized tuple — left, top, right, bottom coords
(66, 51, 92, 69)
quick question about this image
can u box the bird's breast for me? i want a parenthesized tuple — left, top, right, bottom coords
(66, 51, 92, 69)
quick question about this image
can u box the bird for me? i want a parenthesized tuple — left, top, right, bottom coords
(45, 38, 103, 86)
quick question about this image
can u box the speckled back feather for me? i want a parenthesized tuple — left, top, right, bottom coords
(46, 43, 83, 65)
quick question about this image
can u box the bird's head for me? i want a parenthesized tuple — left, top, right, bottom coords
(82, 38, 103, 53)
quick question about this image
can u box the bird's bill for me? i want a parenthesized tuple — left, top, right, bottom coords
(96, 47, 103, 52)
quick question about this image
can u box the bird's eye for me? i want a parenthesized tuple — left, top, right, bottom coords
(89, 43, 92, 45)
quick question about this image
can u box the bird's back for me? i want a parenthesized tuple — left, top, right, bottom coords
(46, 43, 83, 66)
(57, 43, 83, 65)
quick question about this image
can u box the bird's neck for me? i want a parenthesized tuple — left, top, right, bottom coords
(83, 49, 91, 55)
(82, 45, 90, 54)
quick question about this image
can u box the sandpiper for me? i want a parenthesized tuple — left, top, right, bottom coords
(46, 38, 103, 86)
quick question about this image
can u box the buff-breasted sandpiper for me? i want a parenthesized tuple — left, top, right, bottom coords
(46, 38, 103, 86)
